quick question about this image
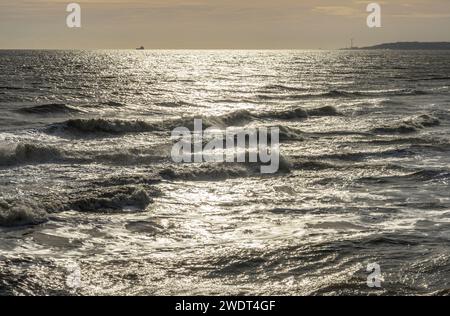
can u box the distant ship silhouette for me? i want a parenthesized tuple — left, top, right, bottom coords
(136, 46, 145, 50)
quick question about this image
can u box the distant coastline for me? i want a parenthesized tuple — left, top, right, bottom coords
(343, 42, 450, 50)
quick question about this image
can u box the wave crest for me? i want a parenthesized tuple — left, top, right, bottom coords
(258, 106, 340, 120)
(47, 106, 340, 137)
(257, 89, 429, 101)
(67, 186, 153, 213)
(0, 199, 48, 227)
(55, 118, 160, 134)
(372, 114, 440, 134)
(0, 143, 63, 166)
(159, 155, 291, 181)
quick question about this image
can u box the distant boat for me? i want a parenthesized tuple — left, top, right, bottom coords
(136, 46, 145, 50)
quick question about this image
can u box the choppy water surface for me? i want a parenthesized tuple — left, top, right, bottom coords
(0, 50, 449, 295)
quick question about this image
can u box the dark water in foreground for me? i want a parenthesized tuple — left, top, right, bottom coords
(0, 50, 449, 295)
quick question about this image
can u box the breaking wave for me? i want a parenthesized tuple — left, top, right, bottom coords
(0, 143, 64, 166)
(0, 183, 160, 227)
(0, 143, 171, 167)
(51, 118, 161, 134)
(258, 106, 340, 120)
(67, 186, 154, 213)
(159, 156, 292, 181)
(257, 89, 429, 100)
(372, 114, 440, 134)
(0, 199, 49, 227)
(47, 106, 340, 136)
(159, 164, 252, 181)
(277, 126, 305, 140)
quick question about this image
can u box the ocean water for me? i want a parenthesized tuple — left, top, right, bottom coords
(0, 50, 449, 295)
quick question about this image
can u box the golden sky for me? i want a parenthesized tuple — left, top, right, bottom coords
(1, 0, 449, 49)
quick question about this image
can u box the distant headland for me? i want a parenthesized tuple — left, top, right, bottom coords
(343, 42, 450, 50)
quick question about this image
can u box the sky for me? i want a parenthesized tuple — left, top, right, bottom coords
(0, 0, 449, 49)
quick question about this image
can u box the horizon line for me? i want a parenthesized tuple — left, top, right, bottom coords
(2, 41, 450, 51)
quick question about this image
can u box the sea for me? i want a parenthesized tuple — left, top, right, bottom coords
(0, 50, 449, 295)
